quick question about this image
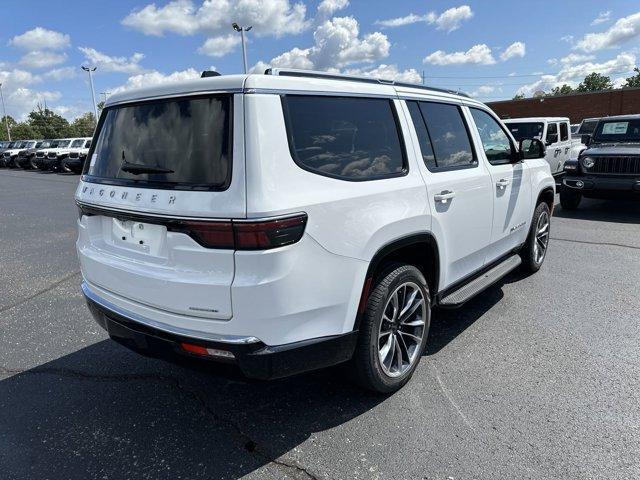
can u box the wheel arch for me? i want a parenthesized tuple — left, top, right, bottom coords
(352, 233, 440, 332)
(536, 186, 555, 213)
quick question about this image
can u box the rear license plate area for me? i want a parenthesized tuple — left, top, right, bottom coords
(111, 218, 166, 254)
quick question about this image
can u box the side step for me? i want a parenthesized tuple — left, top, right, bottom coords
(440, 254, 522, 307)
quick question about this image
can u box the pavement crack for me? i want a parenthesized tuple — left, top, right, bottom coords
(0, 365, 322, 480)
(551, 236, 640, 250)
(0, 270, 81, 314)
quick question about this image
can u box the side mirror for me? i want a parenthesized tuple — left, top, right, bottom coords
(519, 138, 546, 160)
(581, 135, 591, 146)
(545, 133, 558, 146)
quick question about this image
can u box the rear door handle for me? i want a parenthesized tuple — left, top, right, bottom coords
(496, 178, 510, 189)
(434, 190, 455, 203)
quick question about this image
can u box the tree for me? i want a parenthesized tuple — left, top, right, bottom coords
(576, 72, 613, 92)
(11, 122, 37, 140)
(512, 93, 525, 100)
(0, 115, 17, 141)
(27, 105, 71, 139)
(70, 113, 97, 137)
(549, 84, 573, 96)
(623, 67, 640, 88)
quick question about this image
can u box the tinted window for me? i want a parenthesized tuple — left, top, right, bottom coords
(578, 120, 598, 135)
(506, 122, 544, 141)
(85, 95, 232, 190)
(470, 108, 513, 165)
(560, 122, 569, 141)
(283, 96, 406, 180)
(71, 139, 84, 147)
(546, 123, 558, 143)
(419, 102, 476, 169)
(406, 101, 436, 170)
(84, 140, 92, 148)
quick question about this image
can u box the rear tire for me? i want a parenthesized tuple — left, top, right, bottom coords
(521, 202, 551, 273)
(560, 188, 581, 210)
(350, 264, 430, 393)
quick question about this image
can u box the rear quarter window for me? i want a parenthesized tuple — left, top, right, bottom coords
(282, 95, 407, 181)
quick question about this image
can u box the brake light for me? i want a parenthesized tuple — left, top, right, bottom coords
(176, 214, 307, 250)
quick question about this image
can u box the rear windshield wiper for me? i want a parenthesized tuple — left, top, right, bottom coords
(121, 161, 175, 175)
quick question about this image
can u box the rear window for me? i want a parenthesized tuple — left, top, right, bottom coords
(84, 95, 232, 190)
(282, 95, 406, 181)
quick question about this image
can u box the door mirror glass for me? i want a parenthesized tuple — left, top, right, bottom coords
(519, 138, 546, 160)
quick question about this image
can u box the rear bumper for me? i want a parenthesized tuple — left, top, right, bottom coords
(83, 282, 358, 380)
(563, 175, 640, 197)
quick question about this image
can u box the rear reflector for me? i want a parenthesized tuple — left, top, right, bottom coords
(180, 342, 235, 359)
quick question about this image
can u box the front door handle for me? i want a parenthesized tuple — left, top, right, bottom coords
(434, 190, 455, 203)
(496, 178, 510, 189)
(554, 148, 561, 157)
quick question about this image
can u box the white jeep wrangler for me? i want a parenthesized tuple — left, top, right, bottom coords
(76, 69, 554, 393)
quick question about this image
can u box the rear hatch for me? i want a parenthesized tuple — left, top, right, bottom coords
(76, 93, 244, 320)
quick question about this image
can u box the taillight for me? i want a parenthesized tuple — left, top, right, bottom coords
(234, 215, 307, 250)
(173, 213, 307, 250)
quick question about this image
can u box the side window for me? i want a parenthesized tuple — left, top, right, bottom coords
(419, 102, 477, 170)
(406, 101, 437, 170)
(282, 95, 407, 181)
(546, 122, 558, 144)
(560, 122, 569, 142)
(469, 108, 514, 165)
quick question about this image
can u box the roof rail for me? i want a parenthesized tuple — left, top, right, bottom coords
(264, 68, 469, 98)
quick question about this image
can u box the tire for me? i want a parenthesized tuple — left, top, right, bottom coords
(30, 158, 39, 170)
(560, 188, 581, 210)
(350, 263, 431, 393)
(521, 202, 551, 273)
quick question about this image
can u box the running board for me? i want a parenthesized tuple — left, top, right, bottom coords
(439, 255, 522, 307)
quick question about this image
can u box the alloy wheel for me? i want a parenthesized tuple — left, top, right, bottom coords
(533, 210, 550, 264)
(377, 282, 426, 378)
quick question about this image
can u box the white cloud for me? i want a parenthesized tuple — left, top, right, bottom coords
(424, 44, 495, 66)
(575, 12, 640, 52)
(559, 53, 596, 65)
(432, 5, 473, 32)
(317, 0, 349, 17)
(561, 35, 574, 44)
(78, 47, 146, 73)
(44, 67, 78, 81)
(2, 87, 61, 121)
(344, 64, 422, 83)
(591, 11, 611, 26)
(375, 13, 431, 28)
(254, 16, 389, 71)
(18, 51, 67, 69)
(122, 0, 308, 38)
(111, 68, 202, 94)
(9, 27, 70, 51)
(516, 52, 636, 97)
(375, 4, 472, 32)
(500, 41, 525, 61)
(470, 85, 495, 98)
(198, 34, 241, 57)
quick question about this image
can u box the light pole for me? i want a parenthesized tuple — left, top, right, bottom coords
(232, 23, 252, 74)
(81, 66, 98, 123)
(100, 91, 111, 104)
(0, 83, 10, 141)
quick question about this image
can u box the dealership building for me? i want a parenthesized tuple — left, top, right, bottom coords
(487, 87, 640, 124)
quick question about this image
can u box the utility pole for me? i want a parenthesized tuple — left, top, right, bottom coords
(232, 23, 252, 74)
(100, 92, 111, 104)
(421, 70, 425, 85)
(81, 66, 99, 123)
(0, 83, 11, 141)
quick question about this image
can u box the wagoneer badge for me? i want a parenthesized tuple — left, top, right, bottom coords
(81, 185, 177, 205)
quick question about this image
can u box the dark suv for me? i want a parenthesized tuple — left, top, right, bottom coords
(561, 115, 640, 209)
(17, 140, 47, 169)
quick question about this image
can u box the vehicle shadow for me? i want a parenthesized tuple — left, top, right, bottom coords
(0, 340, 387, 479)
(426, 268, 528, 355)
(553, 197, 640, 224)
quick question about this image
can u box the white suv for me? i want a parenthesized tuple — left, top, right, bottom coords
(76, 69, 554, 392)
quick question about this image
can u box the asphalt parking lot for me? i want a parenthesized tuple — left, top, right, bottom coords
(1, 169, 639, 480)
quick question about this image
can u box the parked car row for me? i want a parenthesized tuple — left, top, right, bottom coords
(0, 137, 92, 173)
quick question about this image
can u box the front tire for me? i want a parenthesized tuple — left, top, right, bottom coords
(350, 264, 431, 393)
(560, 188, 581, 210)
(521, 202, 551, 273)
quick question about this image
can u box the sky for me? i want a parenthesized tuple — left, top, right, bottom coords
(1, 0, 639, 121)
